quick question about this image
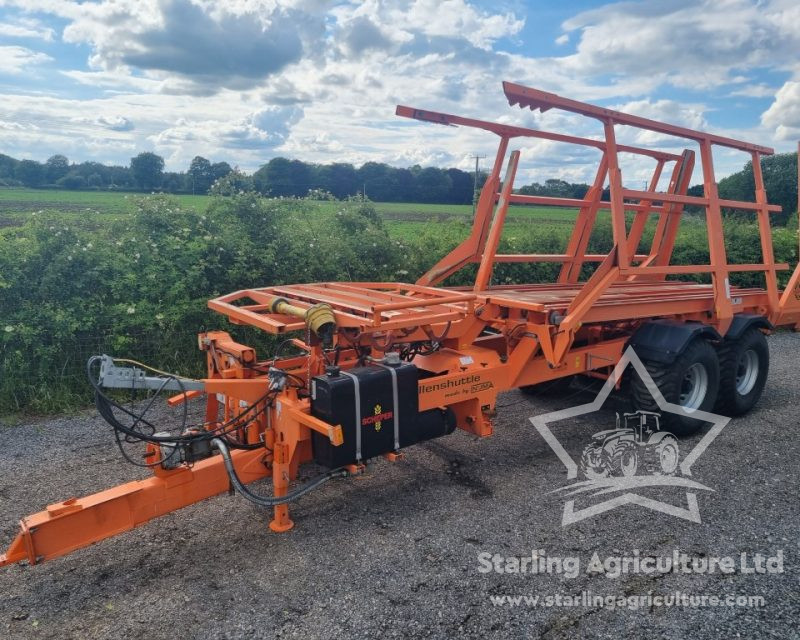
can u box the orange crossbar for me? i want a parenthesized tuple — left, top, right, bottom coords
(621, 188, 783, 212)
(491, 254, 650, 263)
(503, 81, 774, 155)
(405, 81, 796, 354)
(395, 105, 682, 161)
(507, 192, 669, 214)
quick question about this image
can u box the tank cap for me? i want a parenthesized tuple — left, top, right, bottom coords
(382, 352, 401, 366)
(325, 365, 341, 377)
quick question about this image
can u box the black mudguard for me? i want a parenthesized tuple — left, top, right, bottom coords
(627, 319, 721, 364)
(722, 314, 772, 341)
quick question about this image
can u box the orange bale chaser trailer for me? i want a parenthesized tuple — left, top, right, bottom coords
(4, 82, 800, 567)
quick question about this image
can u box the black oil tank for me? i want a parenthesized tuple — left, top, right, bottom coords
(310, 361, 456, 468)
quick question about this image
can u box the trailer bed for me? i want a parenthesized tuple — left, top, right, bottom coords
(469, 281, 773, 323)
(210, 279, 780, 335)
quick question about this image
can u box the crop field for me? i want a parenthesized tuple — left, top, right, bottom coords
(0, 188, 212, 228)
(0, 188, 587, 249)
(0, 188, 581, 239)
(312, 198, 583, 239)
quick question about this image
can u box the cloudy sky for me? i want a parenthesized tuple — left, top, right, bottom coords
(0, 0, 799, 185)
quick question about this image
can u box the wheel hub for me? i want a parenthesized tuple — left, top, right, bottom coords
(679, 362, 708, 412)
(735, 349, 759, 396)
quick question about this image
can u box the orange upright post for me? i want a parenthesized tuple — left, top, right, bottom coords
(474, 150, 520, 291)
(558, 154, 608, 283)
(699, 139, 733, 335)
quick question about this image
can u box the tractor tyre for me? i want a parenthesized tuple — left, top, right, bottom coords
(611, 440, 639, 477)
(643, 434, 679, 476)
(714, 327, 769, 416)
(579, 443, 609, 480)
(630, 338, 720, 437)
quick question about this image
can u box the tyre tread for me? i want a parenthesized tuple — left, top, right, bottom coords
(714, 327, 769, 416)
(629, 338, 719, 436)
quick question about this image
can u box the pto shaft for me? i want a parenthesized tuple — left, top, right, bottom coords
(269, 297, 336, 347)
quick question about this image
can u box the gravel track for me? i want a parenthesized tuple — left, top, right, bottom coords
(1, 332, 799, 639)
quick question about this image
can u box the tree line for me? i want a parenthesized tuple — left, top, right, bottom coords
(0, 151, 574, 205)
(517, 155, 799, 225)
(1, 149, 796, 218)
(715, 152, 797, 225)
(681, 153, 798, 225)
(0, 152, 234, 194)
(0, 151, 484, 203)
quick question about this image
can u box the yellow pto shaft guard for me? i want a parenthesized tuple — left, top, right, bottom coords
(270, 297, 336, 347)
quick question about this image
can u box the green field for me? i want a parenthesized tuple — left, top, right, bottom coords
(0, 188, 580, 239)
(313, 198, 583, 239)
(0, 188, 212, 227)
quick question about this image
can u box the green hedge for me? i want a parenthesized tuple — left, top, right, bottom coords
(0, 194, 407, 413)
(1, 194, 797, 414)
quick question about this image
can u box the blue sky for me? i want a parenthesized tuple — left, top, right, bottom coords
(0, 0, 798, 185)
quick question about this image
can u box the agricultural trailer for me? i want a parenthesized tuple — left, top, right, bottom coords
(3, 82, 800, 568)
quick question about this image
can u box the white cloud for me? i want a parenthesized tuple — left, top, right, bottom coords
(0, 0, 795, 185)
(0, 17, 54, 40)
(282, 131, 344, 156)
(0, 45, 52, 74)
(396, 0, 523, 49)
(75, 115, 136, 131)
(613, 98, 709, 145)
(559, 0, 800, 90)
(729, 84, 778, 98)
(762, 81, 800, 139)
(0, 90, 250, 167)
(60, 69, 162, 92)
(0, 120, 37, 131)
(56, 0, 325, 92)
(337, 0, 523, 51)
(149, 105, 304, 167)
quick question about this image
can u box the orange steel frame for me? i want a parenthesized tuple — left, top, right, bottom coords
(4, 82, 800, 568)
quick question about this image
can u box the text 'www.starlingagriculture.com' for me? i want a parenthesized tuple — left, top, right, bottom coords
(489, 591, 766, 610)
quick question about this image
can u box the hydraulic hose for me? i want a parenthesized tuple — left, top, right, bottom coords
(212, 438, 348, 507)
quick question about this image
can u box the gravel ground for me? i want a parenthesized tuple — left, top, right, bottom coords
(1, 332, 799, 639)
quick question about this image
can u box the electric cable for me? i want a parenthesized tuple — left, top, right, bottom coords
(87, 356, 276, 445)
(111, 357, 202, 381)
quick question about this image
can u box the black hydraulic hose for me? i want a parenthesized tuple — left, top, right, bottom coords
(222, 435, 264, 450)
(87, 355, 275, 445)
(212, 438, 348, 507)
